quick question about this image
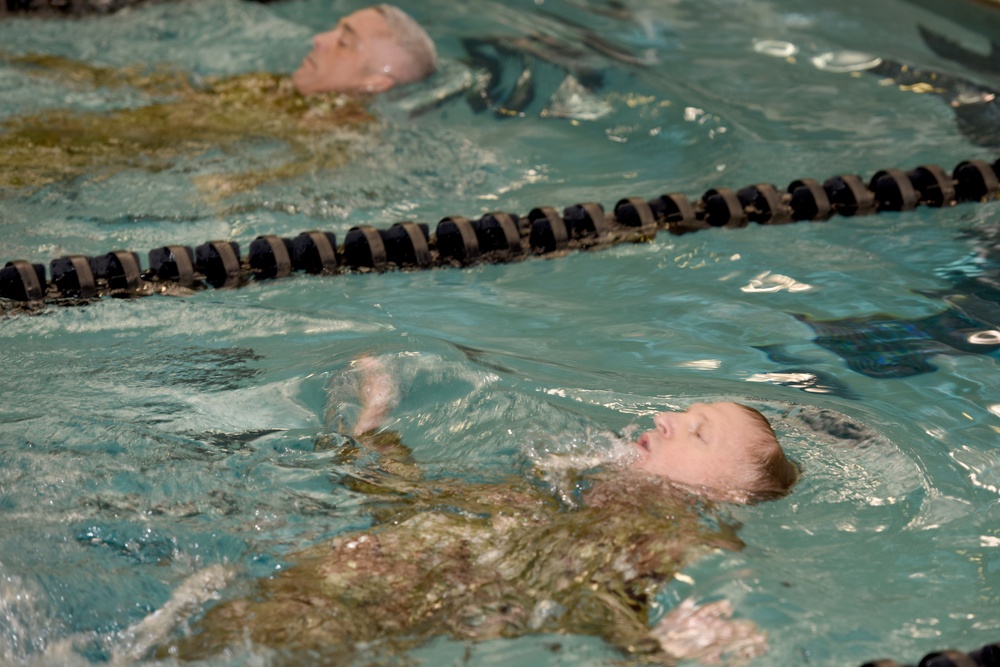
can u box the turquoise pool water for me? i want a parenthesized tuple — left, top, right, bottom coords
(1, 0, 999, 665)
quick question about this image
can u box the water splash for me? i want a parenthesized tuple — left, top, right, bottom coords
(524, 424, 640, 507)
(0, 571, 63, 666)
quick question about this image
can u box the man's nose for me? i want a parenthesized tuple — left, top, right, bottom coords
(653, 412, 672, 435)
(313, 30, 336, 49)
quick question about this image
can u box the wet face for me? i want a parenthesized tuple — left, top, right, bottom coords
(631, 402, 776, 496)
(292, 8, 401, 96)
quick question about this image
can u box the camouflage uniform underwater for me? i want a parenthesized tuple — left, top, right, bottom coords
(0, 53, 373, 196)
(158, 431, 755, 665)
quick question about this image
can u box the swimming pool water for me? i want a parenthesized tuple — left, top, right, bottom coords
(1, 0, 999, 665)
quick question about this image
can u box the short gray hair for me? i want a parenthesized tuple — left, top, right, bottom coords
(374, 4, 438, 84)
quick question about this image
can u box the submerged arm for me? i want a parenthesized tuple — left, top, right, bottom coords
(336, 354, 419, 483)
(352, 354, 399, 436)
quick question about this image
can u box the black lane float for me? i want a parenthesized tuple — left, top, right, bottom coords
(2, 157, 999, 311)
(860, 640, 1000, 667)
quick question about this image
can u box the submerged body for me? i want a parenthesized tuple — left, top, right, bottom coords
(1, 4, 437, 195)
(157, 358, 790, 663)
(160, 459, 747, 663)
(0, 54, 373, 194)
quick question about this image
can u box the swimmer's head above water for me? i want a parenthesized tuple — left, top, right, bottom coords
(348, 355, 796, 503)
(292, 4, 438, 96)
(631, 402, 798, 503)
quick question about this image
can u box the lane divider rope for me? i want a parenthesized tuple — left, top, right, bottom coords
(860, 640, 1000, 667)
(2, 157, 998, 311)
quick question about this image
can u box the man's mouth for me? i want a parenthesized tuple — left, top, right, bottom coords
(636, 433, 650, 451)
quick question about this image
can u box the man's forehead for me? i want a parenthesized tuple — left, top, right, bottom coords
(705, 403, 772, 442)
(695, 402, 740, 421)
(338, 8, 392, 37)
(708, 401, 758, 423)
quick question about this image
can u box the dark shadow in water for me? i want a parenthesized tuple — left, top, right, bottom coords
(139, 347, 265, 392)
(1, 0, 279, 16)
(796, 284, 1000, 378)
(764, 226, 1000, 380)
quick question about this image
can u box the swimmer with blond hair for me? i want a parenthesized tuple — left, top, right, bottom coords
(353, 354, 799, 502)
(631, 401, 798, 502)
(158, 355, 798, 664)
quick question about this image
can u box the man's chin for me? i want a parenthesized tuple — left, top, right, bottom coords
(292, 73, 362, 97)
(291, 69, 320, 95)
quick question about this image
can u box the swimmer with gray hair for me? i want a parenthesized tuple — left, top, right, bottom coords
(293, 4, 438, 96)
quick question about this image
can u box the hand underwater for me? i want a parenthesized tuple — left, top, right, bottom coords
(651, 598, 767, 665)
(352, 354, 399, 435)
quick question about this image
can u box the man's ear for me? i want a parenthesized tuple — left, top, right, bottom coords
(363, 72, 395, 94)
